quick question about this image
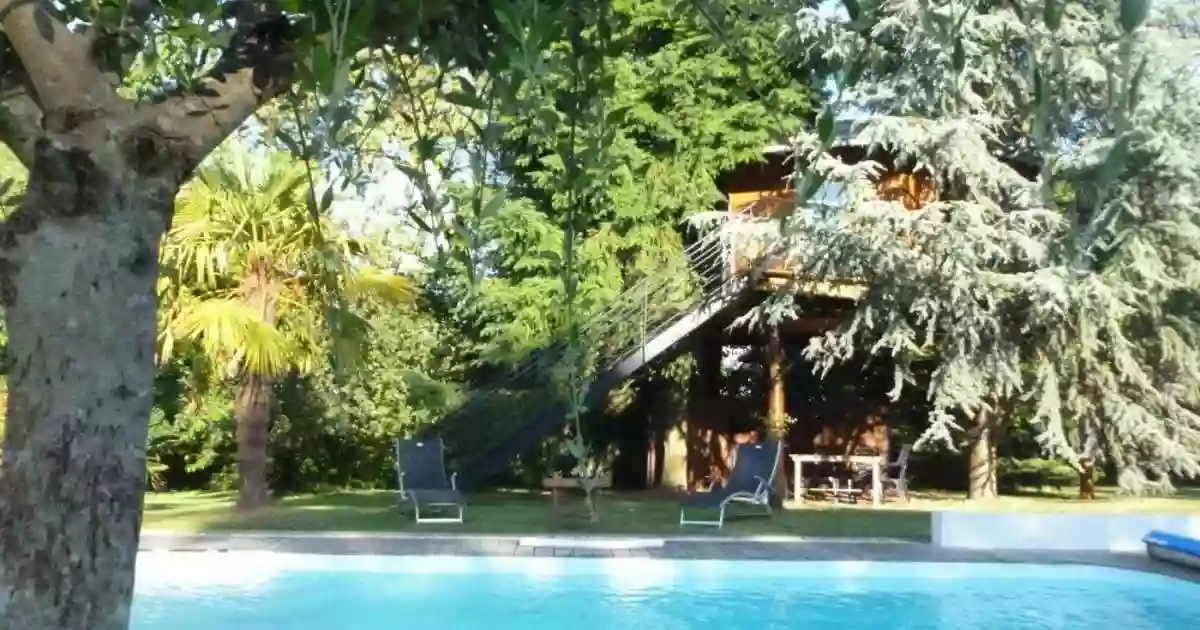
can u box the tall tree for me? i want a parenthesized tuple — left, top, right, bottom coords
(159, 145, 411, 509)
(441, 0, 813, 368)
(759, 0, 1200, 497)
(0, 1, 494, 628)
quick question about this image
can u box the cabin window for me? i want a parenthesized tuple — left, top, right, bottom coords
(874, 171, 936, 210)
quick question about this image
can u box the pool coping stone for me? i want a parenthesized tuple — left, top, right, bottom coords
(142, 529, 918, 544)
(140, 531, 1199, 584)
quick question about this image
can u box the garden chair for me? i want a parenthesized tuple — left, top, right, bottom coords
(394, 438, 465, 523)
(679, 440, 782, 528)
(854, 444, 912, 502)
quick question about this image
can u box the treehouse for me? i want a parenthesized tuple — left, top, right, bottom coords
(717, 137, 938, 285)
(455, 119, 956, 496)
(643, 130, 941, 491)
(641, 122, 1041, 492)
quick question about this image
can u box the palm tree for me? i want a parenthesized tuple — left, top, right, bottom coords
(159, 146, 412, 509)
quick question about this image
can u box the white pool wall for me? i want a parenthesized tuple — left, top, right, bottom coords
(932, 512, 1200, 552)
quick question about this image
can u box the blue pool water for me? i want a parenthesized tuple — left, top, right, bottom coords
(132, 553, 1200, 630)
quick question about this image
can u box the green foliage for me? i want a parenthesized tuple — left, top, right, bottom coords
(148, 302, 453, 492)
(160, 142, 412, 380)
(498, 0, 811, 227)
(271, 305, 457, 490)
(0, 144, 25, 214)
(147, 356, 238, 490)
(759, 0, 1200, 494)
(370, 0, 814, 371)
(997, 457, 1107, 493)
(30, 0, 816, 496)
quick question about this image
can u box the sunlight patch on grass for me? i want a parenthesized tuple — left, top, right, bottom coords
(142, 486, 1200, 539)
(143, 489, 930, 539)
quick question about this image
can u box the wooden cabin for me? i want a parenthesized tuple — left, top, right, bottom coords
(634, 122, 1040, 493)
(717, 140, 938, 283)
(652, 129, 941, 492)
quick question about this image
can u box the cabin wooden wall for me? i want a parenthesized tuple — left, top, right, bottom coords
(637, 328, 915, 491)
(626, 152, 940, 491)
(719, 155, 938, 283)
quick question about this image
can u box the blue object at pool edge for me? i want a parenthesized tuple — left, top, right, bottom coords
(1144, 529, 1200, 572)
(1144, 530, 1200, 557)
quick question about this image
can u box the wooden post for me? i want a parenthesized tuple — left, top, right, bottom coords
(766, 325, 788, 504)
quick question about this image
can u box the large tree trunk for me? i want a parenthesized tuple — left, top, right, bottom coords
(234, 264, 277, 510)
(967, 408, 998, 500)
(0, 150, 173, 630)
(0, 0, 289, 624)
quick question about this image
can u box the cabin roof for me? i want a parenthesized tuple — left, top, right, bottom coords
(756, 116, 1039, 180)
(759, 119, 867, 155)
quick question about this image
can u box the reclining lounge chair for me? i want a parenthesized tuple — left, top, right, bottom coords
(679, 440, 782, 528)
(394, 438, 465, 523)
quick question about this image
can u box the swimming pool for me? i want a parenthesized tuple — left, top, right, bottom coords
(132, 552, 1200, 630)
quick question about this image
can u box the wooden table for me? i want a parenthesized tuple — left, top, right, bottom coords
(790, 453, 885, 507)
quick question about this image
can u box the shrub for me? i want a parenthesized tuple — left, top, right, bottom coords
(998, 457, 1104, 493)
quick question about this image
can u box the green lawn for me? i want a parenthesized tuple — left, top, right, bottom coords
(142, 486, 1200, 541)
(142, 490, 933, 539)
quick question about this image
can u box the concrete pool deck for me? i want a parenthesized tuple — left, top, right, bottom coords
(140, 531, 1199, 583)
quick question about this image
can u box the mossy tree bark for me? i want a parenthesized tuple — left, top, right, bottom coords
(0, 160, 171, 630)
(0, 3, 292, 628)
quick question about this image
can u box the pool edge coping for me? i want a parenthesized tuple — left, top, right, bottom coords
(141, 530, 921, 545)
(137, 531, 1200, 584)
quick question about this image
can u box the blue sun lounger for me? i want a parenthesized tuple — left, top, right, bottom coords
(394, 438, 465, 524)
(1143, 530, 1200, 572)
(679, 440, 782, 528)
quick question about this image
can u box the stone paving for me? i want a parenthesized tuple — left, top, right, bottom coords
(139, 531, 1199, 583)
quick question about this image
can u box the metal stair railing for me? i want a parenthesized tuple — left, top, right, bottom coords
(431, 229, 727, 400)
(455, 267, 749, 484)
(433, 226, 730, 416)
(449, 239, 754, 479)
(437, 216, 772, 478)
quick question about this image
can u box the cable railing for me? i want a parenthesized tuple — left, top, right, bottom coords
(432, 247, 724, 460)
(453, 265, 749, 483)
(433, 227, 729, 417)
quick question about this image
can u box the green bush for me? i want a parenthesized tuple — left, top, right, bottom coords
(147, 386, 238, 491)
(998, 457, 1104, 492)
